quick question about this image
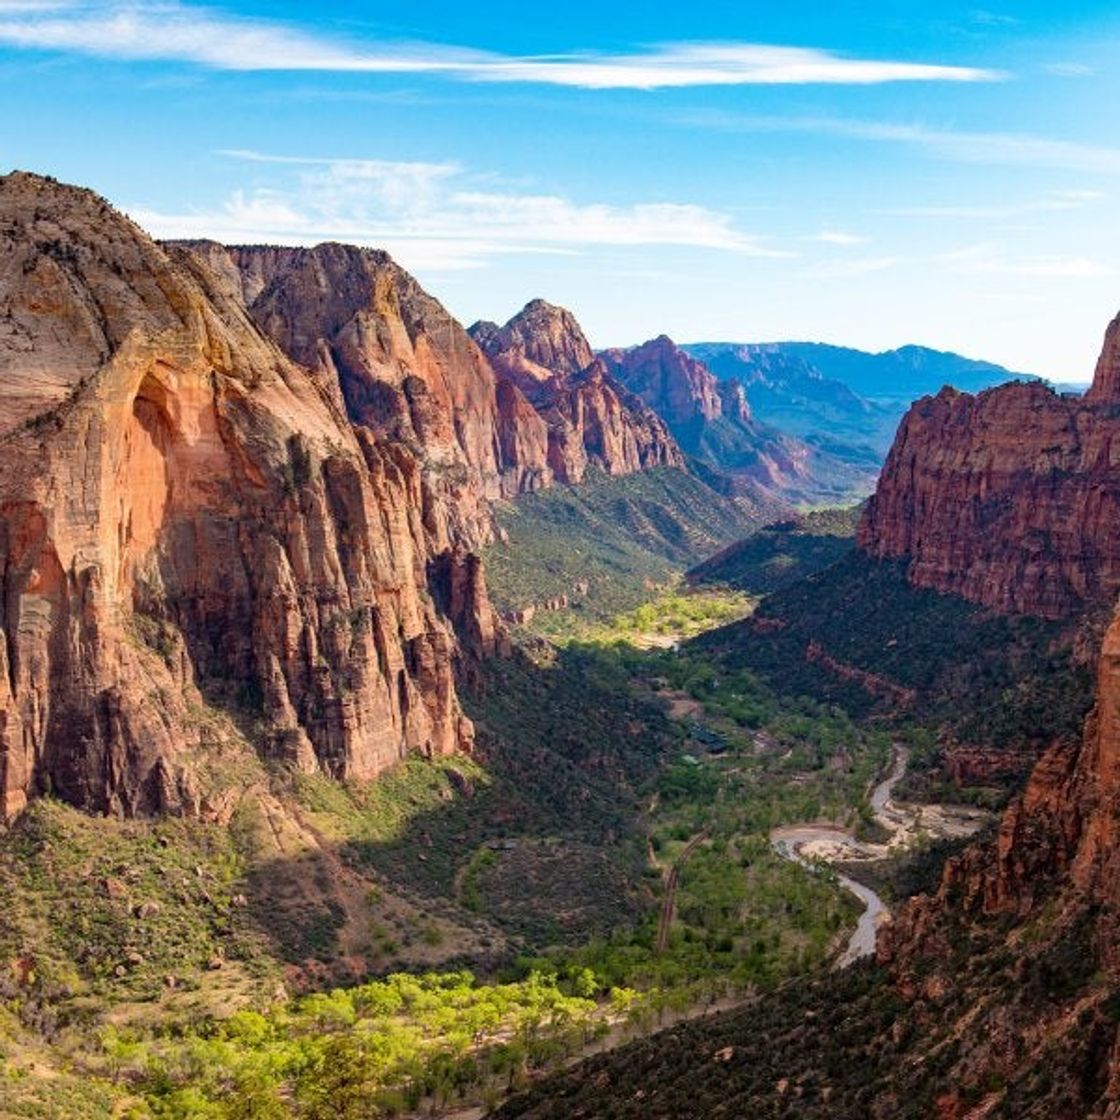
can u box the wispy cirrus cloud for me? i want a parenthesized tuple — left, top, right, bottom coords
(678, 110, 1120, 173)
(882, 188, 1105, 220)
(0, 1, 1006, 88)
(131, 150, 787, 270)
(938, 243, 1115, 278)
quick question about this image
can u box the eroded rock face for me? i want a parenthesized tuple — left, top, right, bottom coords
(177, 240, 552, 529)
(0, 173, 485, 820)
(859, 371, 1120, 618)
(471, 298, 595, 390)
(471, 301, 683, 484)
(599, 335, 728, 427)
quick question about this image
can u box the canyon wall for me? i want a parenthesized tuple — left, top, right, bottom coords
(859, 321, 1120, 618)
(470, 301, 683, 484)
(0, 173, 494, 820)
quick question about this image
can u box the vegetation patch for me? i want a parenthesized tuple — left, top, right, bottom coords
(694, 553, 1094, 799)
(484, 466, 778, 622)
(687, 506, 861, 596)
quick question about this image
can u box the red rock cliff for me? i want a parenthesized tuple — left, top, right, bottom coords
(470, 301, 683, 483)
(859, 328, 1120, 618)
(0, 173, 490, 821)
(599, 334, 729, 427)
(177, 240, 556, 523)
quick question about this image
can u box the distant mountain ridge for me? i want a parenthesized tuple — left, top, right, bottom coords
(683, 340, 1041, 457)
(600, 334, 880, 506)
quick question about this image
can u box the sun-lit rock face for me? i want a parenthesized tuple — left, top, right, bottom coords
(0, 173, 494, 821)
(471, 298, 596, 389)
(859, 325, 1120, 619)
(178, 239, 545, 530)
(470, 301, 684, 484)
(600, 334, 729, 427)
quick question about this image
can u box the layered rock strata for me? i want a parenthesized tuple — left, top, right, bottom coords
(859, 318, 1120, 618)
(0, 174, 490, 820)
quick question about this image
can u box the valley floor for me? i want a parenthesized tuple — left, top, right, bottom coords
(3, 509, 1075, 1120)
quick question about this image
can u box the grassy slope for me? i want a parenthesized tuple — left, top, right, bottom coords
(687, 506, 861, 596)
(492, 882, 1116, 1120)
(484, 466, 782, 621)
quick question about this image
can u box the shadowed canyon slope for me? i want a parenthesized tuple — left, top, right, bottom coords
(859, 315, 1120, 618)
(0, 173, 502, 821)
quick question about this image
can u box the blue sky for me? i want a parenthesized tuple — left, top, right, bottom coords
(1, 2, 1119, 378)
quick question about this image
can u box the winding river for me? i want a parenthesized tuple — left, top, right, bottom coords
(771, 747, 925, 967)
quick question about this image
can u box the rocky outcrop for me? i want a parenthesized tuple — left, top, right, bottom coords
(0, 173, 488, 821)
(471, 302, 683, 483)
(600, 335, 729, 427)
(858, 365, 1120, 618)
(471, 298, 594, 390)
(1086, 309, 1120, 404)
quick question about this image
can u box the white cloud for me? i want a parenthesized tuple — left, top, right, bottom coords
(461, 44, 1002, 89)
(804, 255, 900, 277)
(0, 2, 1005, 88)
(131, 150, 787, 270)
(937, 243, 1115, 278)
(812, 230, 867, 245)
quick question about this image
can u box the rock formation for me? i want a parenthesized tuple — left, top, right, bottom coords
(176, 240, 554, 524)
(470, 298, 594, 390)
(859, 323, 1120, 618)
(470, 301, 683, 484)
(599, 335, 729, 428)
(1085, 309, 1120, 404)
(0, 173, 494, 821)
(602, 334, 876, 505)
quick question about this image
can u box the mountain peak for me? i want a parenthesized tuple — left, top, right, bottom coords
(1086, 309, 1120, 403)
(470, 297, 594, 383)
(601, 335, 728, 427)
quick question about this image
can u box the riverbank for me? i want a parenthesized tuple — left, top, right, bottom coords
(772, 747, 989, 965)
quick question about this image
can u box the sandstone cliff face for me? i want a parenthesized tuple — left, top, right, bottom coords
(470, 301, 683, 484)
(176, 240, 556, 526)
(599, 335, 728, 427)
(471, 298, 594, 390)
(859, 368, 1120, 618)
(0, 174, 487, 821)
